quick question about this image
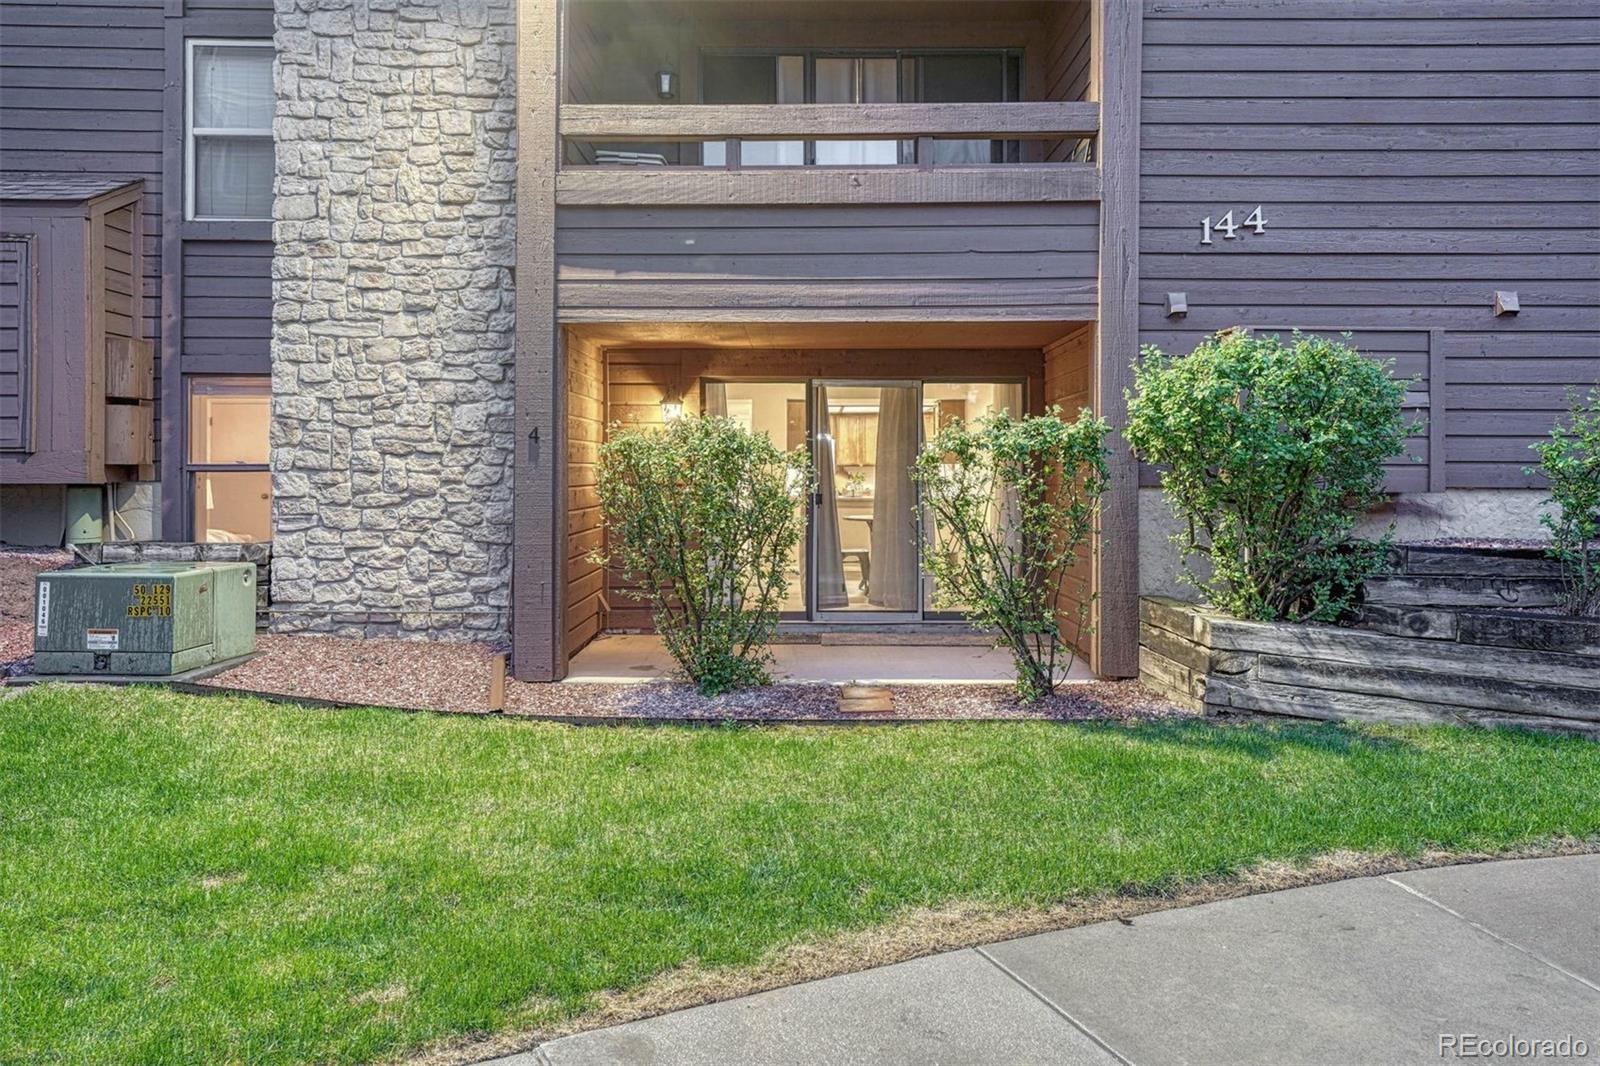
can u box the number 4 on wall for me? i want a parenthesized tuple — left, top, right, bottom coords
(1200, 205, 1268, 245)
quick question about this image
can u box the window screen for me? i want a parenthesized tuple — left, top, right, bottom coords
(189, 43, 275, 220)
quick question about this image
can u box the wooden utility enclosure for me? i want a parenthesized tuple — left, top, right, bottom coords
(0, 177, 154, 485)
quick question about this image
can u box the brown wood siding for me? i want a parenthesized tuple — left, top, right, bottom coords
(1044, 325, 1095, 662)
(565, 331, 607, 655)
(1038, 1, 1093, 161)
(0, 1, 274, 526)
(557, 203, 1100, 320)
(0, 238, 32, 450)
(181, 242, 273, 373)
(1, 1, 164, 431)
(1139, 0, 1600, 491)
(102, 205, 138, 350)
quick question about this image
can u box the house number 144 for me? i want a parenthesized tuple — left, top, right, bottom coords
(1200, 206, 1267, 245)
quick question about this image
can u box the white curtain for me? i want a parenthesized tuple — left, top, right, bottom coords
(814, 58, 898, 166)
(193, 45, 274, 219)
(992, 384, 1025, 555)
(703, 381, 727, 418)
(814, 388, 848, 609)
(870, 386, 920, 610)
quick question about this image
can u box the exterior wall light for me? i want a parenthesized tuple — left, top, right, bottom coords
(660, 400, 685, 421)
(1165, 292, 1187, 318)
(656, 70, 677, 100)
(1494, 290, 1520, 316)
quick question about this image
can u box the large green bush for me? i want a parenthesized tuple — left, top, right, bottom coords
(595, 416, 811, 694)
(1528, 388, 1600, 617)
(1126, 330, 1411, 622)
(913, 408, 1110, 703)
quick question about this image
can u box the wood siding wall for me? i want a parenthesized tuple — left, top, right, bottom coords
(181, 242, 274, 373)
(0, 238, 31, 450)
(1139, 0, 1600, 491)
(557, 203, 1100, 321)
(565, 331, 607, 655)
(1, 1, 164, 416)
(0, 0, 274, 528)
(1039, 1, 1093, 161)
(1043, 324, 1094, 662)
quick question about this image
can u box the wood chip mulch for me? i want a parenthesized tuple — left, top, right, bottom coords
(200, 633, 1188, 723)
(0, 548, 75, 676)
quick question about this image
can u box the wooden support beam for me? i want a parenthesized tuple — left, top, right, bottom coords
(559, 102, 1102, 141)
(556, 165, 1101, 207)
(513, 0, 566, 681)
(1091, 0, 1142, 679)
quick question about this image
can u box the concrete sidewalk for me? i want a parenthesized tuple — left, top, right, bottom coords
(493, 855, 1599, 1066)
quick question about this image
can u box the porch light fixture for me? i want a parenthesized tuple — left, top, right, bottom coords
(1493, 290, 1520, 316)
(660, 399, 685, 422)
(656, 70, 677, 100)
(1164, 292, 1188, 318)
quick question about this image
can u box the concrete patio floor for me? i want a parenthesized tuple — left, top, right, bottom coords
(564, 633, 1095, 685)
(488, 854, 1600, 1066)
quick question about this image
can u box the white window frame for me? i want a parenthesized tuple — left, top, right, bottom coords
(185, 37, 274, 222)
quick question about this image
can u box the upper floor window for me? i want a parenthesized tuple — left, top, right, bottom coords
(187, 40, 274, 221)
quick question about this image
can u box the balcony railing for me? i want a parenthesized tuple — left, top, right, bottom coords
(555, 102, 1101, 206)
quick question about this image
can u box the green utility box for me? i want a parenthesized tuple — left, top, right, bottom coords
(33, 562, 257, 676)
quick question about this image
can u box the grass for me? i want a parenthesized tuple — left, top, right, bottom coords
(2, 686, 1598, 1066)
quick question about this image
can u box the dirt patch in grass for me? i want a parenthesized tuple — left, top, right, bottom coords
(406, 838, 1599, 1066)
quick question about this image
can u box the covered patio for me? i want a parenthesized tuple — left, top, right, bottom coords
(561, 320, 1107, 682)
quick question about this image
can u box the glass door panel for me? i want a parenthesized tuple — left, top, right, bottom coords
(813, 383, 921, 616)
(813, 56, 900, 166)
(706, 380, 809, 615)
(907, 52, 1020, 164)
(702, 53, 803, 166)
(921, 382, 1025, 616)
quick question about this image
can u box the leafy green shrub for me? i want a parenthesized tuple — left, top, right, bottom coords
(1527, 388, 1600, 617)
(913, 408, 1109, 703)
(1126, 329, 1411, 623)
(595, 416, 811, 694)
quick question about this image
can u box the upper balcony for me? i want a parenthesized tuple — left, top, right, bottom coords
(557, 0, 1100, 207)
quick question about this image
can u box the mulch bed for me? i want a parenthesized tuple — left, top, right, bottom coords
(199, 633, 1187, 723)
(0, 548, 75, 677)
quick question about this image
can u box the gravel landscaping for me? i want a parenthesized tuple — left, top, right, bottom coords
(0, 548, 74, 676)
(203, 633, 1185, 722)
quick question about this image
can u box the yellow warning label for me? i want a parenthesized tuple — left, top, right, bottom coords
(127, 583, 173, 618)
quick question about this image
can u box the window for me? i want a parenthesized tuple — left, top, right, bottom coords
(187, 40, 274, 221)
(698, 49, 1021, 167)
(188, 377, 271, 543)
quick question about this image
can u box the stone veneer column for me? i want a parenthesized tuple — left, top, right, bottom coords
(271, 0, 517, 639)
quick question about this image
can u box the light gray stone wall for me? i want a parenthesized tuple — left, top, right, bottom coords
(1139, 487, 1550, 599)
(271, 0, 517, 639)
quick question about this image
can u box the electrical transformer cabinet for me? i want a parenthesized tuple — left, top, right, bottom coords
(33, 563, 257, 676)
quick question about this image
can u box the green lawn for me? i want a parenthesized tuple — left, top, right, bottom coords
(3, 686, 1598, 1066)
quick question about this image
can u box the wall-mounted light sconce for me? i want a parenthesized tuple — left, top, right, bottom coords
(656, 70, 677, 100)
(1493, 290, 1520, 316)
(660, 399, 685, 422)
(1165, 292, 1188, 318)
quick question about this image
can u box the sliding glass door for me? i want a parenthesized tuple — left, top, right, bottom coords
(699, 49, 1020, 167)
(812, 382, 922, 619)
(709, 377, 1025, 623)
